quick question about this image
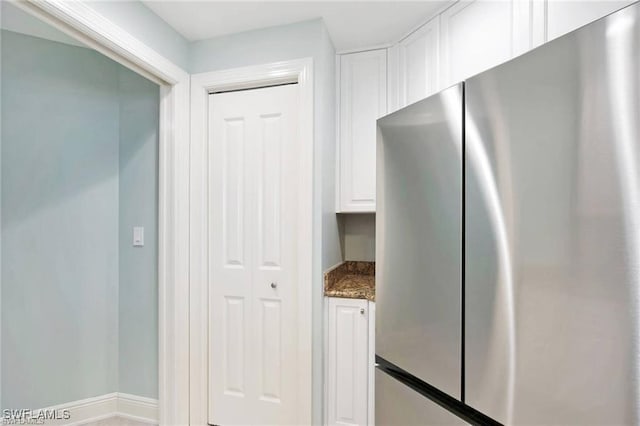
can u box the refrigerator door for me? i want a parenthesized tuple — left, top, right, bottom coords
(376, 369, 468, 426)
(376, 83, 463, 398)
(465, 3, 640, 424)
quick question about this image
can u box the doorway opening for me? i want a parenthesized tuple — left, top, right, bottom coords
(1, 3, 161, 424)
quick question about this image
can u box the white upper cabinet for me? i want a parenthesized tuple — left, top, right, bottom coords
(546, 0, 634, 41)
(395, 18, 440, 110)
(440, 0, 531, 87)
(338, 49, 387, 213)
(335, 0, 631, 214)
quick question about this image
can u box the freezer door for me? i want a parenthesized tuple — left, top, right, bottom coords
(376, 83, 463, 398)
(376, 369, 468, 426)
(465, 3, 640, 424)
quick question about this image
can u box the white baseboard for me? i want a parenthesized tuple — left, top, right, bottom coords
(36, 392, 158, 425)
(116, 393, 159, 424)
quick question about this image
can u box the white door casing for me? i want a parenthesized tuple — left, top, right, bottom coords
(190, 59, 313, 426)
(209, 84, 300, 425)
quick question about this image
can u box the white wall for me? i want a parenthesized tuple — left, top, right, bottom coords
(190, 19, 340, 424)
(1, 30, 121, 408)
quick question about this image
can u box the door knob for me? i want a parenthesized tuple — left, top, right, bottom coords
(270, 282, 277, 289)
(360, 308, 365, 315)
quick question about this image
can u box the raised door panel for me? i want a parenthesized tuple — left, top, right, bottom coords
(221, 118, 246, 267)
(257, 113, 283, 269)
(440, 0, 520, 86)
(327, 298, 369, 426)
(210, 100, 253, 422)
(223, 297, 246, 396)
(398, 17, 440, 107)
(254, 113, 286, 409)
(339, 49, 387, 212)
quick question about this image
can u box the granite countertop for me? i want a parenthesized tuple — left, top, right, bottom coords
(324, 261, 375, 301)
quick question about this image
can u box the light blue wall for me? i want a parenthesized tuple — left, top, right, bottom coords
(1, 30, 159, 408)
(118, 67, 159, 398)
(86, 1, 189, 71)
(190, 19, 340, 424)
(1, 30, 120, 408)
(0, 6, 4, 409)
(1, 2, 84, 48)
(190, 19, 325, 73)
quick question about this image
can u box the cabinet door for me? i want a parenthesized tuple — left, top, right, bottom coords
(327, 298, 369, 426)
(546, 0, 634, 41)
(440, 0, 531, 86)
(367, 301, 375, 425)
(338, 49, 387, 212)
(398, 17, 440, 108)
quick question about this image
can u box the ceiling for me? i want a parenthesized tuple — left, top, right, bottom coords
(142, 1, 451, 51)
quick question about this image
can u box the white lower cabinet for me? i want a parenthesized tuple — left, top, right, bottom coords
(326, 297, 375, 426)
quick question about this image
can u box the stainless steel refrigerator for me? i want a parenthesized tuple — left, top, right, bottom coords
(376, 3, 640, 425)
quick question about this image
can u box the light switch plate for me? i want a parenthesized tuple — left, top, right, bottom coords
(133, 226, 144, 247)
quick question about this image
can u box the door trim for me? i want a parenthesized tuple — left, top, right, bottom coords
(190, 59, 314, 425)
(6, 2, 190, 425)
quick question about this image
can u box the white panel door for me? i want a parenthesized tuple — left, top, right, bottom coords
(327, 298, 369, 426)
(440, 0, 527, 86)
(209, 84, 299, 425)
(398, 17, 440, 107)
(339, 49, 387, 212)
